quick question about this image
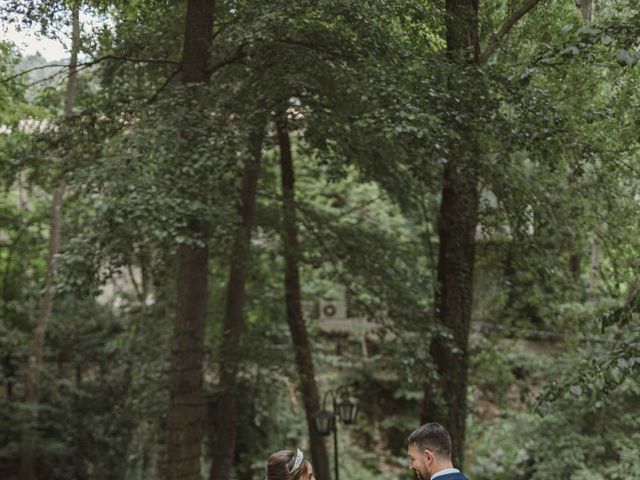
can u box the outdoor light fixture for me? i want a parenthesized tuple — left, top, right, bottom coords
(313, 409, 336, 436)
(335, 398, 358, 425)
(312, 386, 358, 480)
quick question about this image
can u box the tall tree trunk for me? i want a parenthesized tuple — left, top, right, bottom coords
(579, 0, 597, 298)
(576, 0, 600, 301)
(276, 117, 331, 480)
(421, 0, 479, 469)
(164, 1, 215, 479)
(209, 123, 264, 480)
(20, 4, 80, 479)
(422, 163, 479, 467)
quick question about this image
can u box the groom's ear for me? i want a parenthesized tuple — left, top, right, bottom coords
(422, 449, 434, 463)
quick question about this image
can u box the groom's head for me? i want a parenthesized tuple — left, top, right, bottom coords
(407, 423, 453, 480)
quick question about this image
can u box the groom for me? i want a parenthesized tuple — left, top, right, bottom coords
(407, 423, 470, 480)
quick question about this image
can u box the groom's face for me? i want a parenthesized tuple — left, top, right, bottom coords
(408, 444, 432, 480)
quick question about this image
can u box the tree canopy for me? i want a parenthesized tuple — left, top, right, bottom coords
(1, 1, 639, 479)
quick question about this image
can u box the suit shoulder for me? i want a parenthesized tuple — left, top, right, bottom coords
(439, 474, 470, 480)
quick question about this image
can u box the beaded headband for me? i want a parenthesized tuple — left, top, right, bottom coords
(291, 448, 304, 471)
(265, 448, 305, 480)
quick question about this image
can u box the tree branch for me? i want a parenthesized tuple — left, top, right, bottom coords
(206, 44, 247, 76)
(1, 55, 180, 84)
(89, 54, 180, 66)
(147, 67, 182, 104)
(24, 67, 69, 88)
(479, 0, 546, 65)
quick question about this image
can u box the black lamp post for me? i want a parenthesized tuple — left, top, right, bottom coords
(313, 387, 358, 480)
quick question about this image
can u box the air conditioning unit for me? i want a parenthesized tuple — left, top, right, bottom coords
(319, 299, 347, 321)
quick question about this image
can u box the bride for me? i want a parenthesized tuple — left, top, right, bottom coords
(265, 449, 314, 480)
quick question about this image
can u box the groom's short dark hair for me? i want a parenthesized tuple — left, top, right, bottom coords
(407, 423, 452, 458)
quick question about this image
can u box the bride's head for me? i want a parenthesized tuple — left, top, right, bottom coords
(266, 449, 314, 480)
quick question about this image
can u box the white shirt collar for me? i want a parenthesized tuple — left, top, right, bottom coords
(431, 468, 460, 479)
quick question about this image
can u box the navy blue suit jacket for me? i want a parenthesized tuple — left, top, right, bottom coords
(434, 473, 469, 480)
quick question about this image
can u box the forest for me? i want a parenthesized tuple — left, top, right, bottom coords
(0, 0, 639, 479)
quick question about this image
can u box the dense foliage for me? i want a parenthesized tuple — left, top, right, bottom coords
(1, 0, 639, 479)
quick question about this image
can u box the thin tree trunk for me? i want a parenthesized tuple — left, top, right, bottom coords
(164, 1, 215, 479)
(421, 0, 479, 469)
(20, 5, 80, 479)
(589, 235, 600, 298)
(577, 0, 593, 23)
(74, 365, 88, 480)
(209, 123, 264, 480)
(3, 232, 24, 399)
(276, 117, 331, 480)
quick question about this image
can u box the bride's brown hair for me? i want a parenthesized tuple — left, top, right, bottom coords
(266, 450, 312, 480)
